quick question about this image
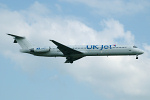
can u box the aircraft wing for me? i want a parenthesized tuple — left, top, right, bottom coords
(65, 56, 84, 63)
(50, 40, 84, 63)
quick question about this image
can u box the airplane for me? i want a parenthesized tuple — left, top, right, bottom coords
(7, 33, 144, 63)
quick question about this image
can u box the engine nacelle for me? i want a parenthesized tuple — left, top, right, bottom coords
(20, 49, 31, 53)
(30, 47, 50, 53)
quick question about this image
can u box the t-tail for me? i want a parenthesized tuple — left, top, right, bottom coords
(7, 33, 33, 49)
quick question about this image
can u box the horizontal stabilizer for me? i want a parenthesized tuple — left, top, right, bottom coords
(7, 33, 33, 49)
(7, 33, 25, 38)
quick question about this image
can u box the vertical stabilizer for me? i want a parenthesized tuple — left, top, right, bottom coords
(7, 34, 33, 49)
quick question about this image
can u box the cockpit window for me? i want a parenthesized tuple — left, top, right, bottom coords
(133, 46, 138, 48)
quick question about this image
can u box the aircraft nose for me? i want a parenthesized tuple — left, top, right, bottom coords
(138, 50, 144, 55)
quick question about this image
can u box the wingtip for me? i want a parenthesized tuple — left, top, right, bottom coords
(49, 40, 54, 42)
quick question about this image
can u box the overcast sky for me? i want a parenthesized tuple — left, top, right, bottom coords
(1, 0, 150, 100)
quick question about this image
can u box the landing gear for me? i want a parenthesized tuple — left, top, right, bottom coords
(70, 61, 73, 64)
(66, 57, 73, 64)
(136, 55, 138, 59)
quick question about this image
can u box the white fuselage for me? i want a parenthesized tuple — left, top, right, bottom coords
(8, 34, 144, 63)
(21, 45, 144, 57)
